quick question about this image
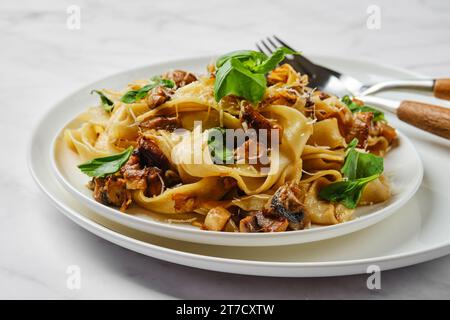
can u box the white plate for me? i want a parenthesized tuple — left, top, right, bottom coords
(49, 56, 422, 246)
(29, 55, 450, 277)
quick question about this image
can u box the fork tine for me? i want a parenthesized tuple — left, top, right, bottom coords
(271, 35, 318, 70)
(260, 39, 274, 56)
(271, 35, 295, 51)
(266, 37, 280, 52)
(255, 42, 270, 56)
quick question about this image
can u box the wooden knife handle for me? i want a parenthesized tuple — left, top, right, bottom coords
(433, 79, 450, 100)
(397, 100, 450, 139)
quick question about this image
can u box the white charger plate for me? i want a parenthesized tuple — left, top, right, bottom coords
(49, 56, 422, 246)
(29, 55, 450, 277)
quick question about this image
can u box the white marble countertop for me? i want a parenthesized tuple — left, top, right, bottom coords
(1, 0, 450, 299)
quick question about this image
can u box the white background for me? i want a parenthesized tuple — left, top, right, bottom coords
(1, 0, 450, 299)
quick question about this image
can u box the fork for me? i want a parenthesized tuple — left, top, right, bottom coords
(257, 36, 450, 139)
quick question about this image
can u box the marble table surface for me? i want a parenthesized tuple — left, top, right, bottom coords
(1, 0, 450, 299)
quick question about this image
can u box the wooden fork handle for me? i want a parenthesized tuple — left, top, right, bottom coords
(433, 79, 450, 100)
(397, 100, 450, 139)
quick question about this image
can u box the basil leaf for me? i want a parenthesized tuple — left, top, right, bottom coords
(214, 48, 299, 103)
(207, 127, 234, 164)
(341, 138, 384, 180)
(341, 150, 384, 181)
(134, 84, 154, 101)
(214, 58, 267, 103)
(149, 76, 175, 89)
(341, 137, 360, 180)
(159, 78, 175, 88)
(77, 147, 133, 177)
(216, 50, 267, 68)
(121, 90, 139, 104)
(120, 77, 175, 104)
(353, 152, 384, 179)
(318, 174, 380, 209)
(319, 137, 384, 208)
(252, 47, 298, 74)
(342, 95, 385, 122)
(91, 90, 114, 112)
(346, 138, 358, 150)
(341, 145, 359, 180)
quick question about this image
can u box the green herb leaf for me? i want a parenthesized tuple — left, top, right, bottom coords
(318, 174, 380, 209)
(157, 77, 176, 88)
(216, 50, 267, 69)
(252, 47, 298, 74)
(341, 138, 384, 180)
(346, 137, 358, 150)
(91, 90, 114, 112)
(342, 95, 385, 122)
(214, 48, 299, 103)
(352, 151, 384, 179)
(120, 91, 139, 104)
(77, 147, 133, 177)
(120, 77, 175, 104)
(341, 141, 359, 180)
(319, 138, 384, 208)
(207, 127, 234, 164)
(214, 58, 267, 103)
